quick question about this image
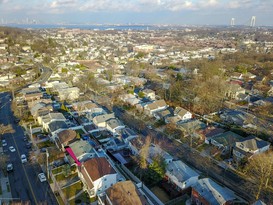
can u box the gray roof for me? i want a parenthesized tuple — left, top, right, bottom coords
(167, 160, 199, 182)
(174, 107, 189, 117)
(106, 118, 124, 129)
(192, 178, 236, 205)
(69, 140, 94, 158)
(212, 131, 243, 147)
(236, 136, 270, 151)
(252, 200, 267, 205)
(48, 121, 68, 133)
(93, 113, 115, 124)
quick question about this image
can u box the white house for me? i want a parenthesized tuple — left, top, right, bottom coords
(173, 107, 192, 122)
(105, 118, 125, 135)
(93, 113, 115, 128)
(144, 99, 168, 116)
(233, 136, 270, 163)
(165, 160, 199, 191)
(78, 157, 117, 197)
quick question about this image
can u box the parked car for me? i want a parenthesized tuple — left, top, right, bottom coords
(21, 154, 27, 163)
(2, 139, 7, 146)
(26, 142, 32, 149)
(38, 173, 47, 182)
(6, 163, 13, 172)
(9, 146, 16, 152)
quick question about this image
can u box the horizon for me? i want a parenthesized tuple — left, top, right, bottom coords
(0, 0, 273, 26)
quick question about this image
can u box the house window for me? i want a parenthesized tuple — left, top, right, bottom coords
(104, 178, 107, 181)
(105, 185, 107, 188)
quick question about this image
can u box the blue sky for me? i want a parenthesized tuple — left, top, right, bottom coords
(0, 0, 273, 25)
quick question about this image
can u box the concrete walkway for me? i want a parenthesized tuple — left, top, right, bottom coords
(0, 171, 12, 203)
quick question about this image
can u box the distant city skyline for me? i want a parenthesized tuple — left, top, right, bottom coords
(0, 0, 273, 26)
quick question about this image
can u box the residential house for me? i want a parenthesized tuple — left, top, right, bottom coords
(24, 92, 43, 102)
(93, 113, 115, 128)
(178, 119, 207, 139)
(144, 100, 168, 116)
(173, 107, 192, 122)
(38, 112, 67, 132)
(191, 178, 237, 205)
(198, 126, 225, 144)
(142, 89, 156, 100)
(78, 157, 118, 197)
(55, 129, 77, 150)
(98, 180, 149, 205)
(120, 128, 138, 143)
(57, 87, 80, 101)
(106, 118, 125, 135)
(211, 131, 244, 154)
(30, 102, 53, 120)
(71, 101, 99, 114)
(225, 83, 246, 100)
(165, 160, 199, 192)
(120, 93, 140, 106)
(66, 140, 96, 163)
(153, 109, 172, 121)
(146, 144, 173, 164)
(233, 136, 270, 163)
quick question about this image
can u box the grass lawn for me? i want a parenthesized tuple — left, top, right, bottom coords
(55, 172, 78, 182)
(150, 186, 170, 203)
(69, 191, 96, 205)
(36, 140, 55, 148)
(62, 181, 83, 199)
(52, 166, 63, 175)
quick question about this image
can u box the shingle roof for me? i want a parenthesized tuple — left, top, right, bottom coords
(192, 178, 236, 205)
(105, 181, 149, 205)
(57, 129, 77, 144)
(236, 136, 270, 151)
(81, 157, 116, 181)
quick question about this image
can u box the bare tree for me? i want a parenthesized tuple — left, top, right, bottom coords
(133, 136, 152, 180)
(0, 124, 15, 139)
(244, 152, 273, 200)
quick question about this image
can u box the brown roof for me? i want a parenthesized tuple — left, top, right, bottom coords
(57, 129, 77, 144)
(106, 181, 149, 205)
(146, 99, 166, 110)
(81, 157, 116, 181)
(174, 107, 189, 117)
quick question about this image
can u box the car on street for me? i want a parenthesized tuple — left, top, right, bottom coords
(21, 154, 27, 163)
(38, 173, 47, 182)
(9, 146, 16, 152)
(7, 163, 13, 172)
(26, 142, 32, 149)
(23, 136, 28, 141)
(2, 139, 7, 146)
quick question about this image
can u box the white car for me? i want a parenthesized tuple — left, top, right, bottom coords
(38, 173, 47, 182)
(2, 139, 7, 146)
(21, 154, 27, 163)
(7, 163, 13, 172)
(9, 146, 16, 152)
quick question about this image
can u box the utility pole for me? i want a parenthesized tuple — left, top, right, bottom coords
(46, 148, 49, 179)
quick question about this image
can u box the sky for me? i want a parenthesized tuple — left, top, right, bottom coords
(0, 0, 273, 26)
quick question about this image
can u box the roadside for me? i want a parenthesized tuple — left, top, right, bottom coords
(0, 169, 12, 203)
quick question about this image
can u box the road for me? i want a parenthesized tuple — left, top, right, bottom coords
(0, 92, 58, 205)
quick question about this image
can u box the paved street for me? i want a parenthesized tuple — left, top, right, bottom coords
(0, 92, 58, 205)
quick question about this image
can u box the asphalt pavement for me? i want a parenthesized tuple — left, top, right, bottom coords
(0, 92, 58, 205)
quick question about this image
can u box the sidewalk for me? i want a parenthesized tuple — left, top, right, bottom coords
(0, 171, 12, 203)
